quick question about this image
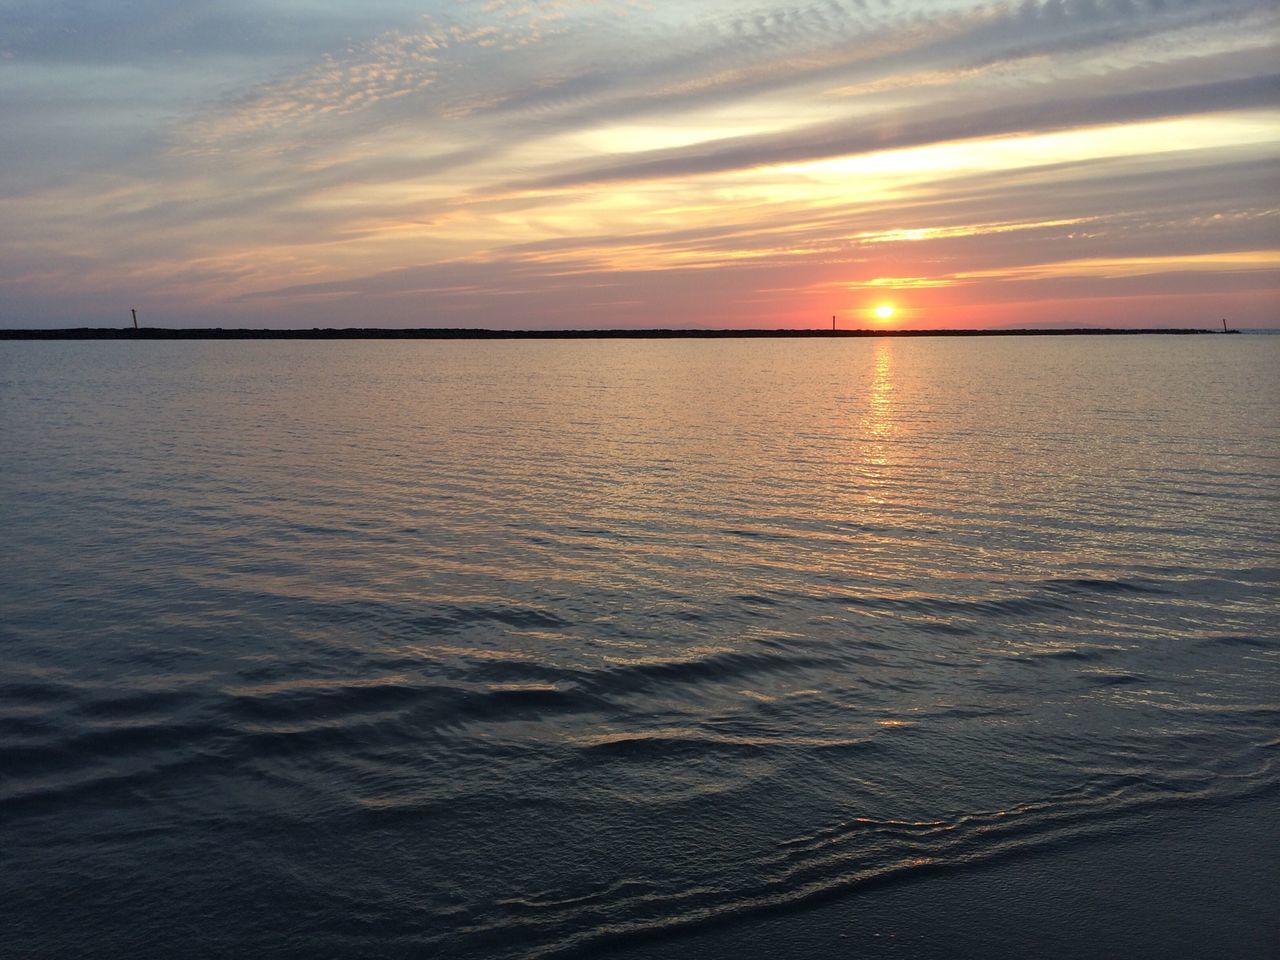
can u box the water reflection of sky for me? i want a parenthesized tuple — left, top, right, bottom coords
(1, 337, 1277, 959)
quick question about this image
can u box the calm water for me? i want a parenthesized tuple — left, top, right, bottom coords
(2, 337, 1277, 958)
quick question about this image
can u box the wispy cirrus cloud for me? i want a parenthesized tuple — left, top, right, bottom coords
(1, 0, 1276, 328)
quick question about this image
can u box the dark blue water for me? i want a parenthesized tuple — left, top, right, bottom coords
(1, 337, 1277, 958)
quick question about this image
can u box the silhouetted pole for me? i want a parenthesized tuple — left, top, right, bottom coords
(131, 309, 138, 331)
(1222, 318, 1227, 333)
(832, 315, 836, 331)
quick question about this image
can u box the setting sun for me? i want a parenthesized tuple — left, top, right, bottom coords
(874, 304, 896, 321)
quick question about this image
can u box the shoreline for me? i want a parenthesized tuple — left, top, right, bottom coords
(0, 326, 1236, 340)
(609, 788, 1279, 960)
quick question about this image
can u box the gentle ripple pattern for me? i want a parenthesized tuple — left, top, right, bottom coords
(1, 336, 1277, 958)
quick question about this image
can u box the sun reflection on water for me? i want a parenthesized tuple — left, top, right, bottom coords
(865, 340, 895, 445)
(849, 338, 898, 512)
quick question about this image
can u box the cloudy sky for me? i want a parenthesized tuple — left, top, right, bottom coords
(2, 0, 1277, 328)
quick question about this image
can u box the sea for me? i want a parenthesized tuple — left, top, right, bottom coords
(1, 335, 1277, 959)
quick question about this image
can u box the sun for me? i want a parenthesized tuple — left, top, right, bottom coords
(874, 304, 896, 321)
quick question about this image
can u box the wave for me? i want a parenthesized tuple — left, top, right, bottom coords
(0, 637, 841, 818)
(570, 728, 879, 759)
(440, 751, 1279, 959)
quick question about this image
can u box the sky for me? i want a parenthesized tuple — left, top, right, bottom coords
(1, 0, 1277, 329)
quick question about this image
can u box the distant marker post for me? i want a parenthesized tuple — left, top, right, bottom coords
(131, 308, 138, 331)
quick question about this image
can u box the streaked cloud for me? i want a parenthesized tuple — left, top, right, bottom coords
(0, 0, 1276, 328)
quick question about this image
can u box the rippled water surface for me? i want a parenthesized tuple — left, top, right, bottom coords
(2, 337, 1277, 958)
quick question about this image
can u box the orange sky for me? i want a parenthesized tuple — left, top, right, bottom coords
(1, 0, 1277, 328)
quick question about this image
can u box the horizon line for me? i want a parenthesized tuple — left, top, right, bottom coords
(0, 326, 1240, 341)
